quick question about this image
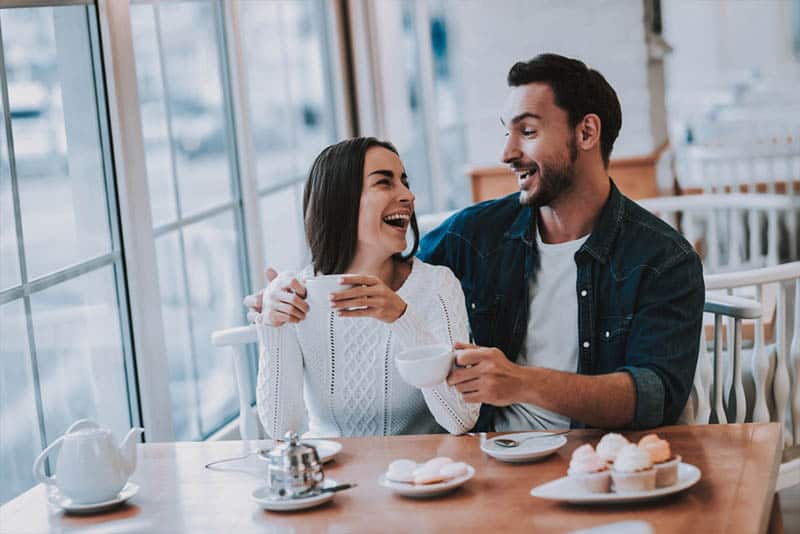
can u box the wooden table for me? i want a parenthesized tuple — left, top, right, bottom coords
(0, 423, 782, 533)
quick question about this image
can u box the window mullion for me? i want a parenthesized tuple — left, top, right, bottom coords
(0, 16, 49, 459)
(96, 0, 174, 441)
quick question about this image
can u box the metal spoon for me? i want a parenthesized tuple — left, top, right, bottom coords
(493, 430, 570, 448)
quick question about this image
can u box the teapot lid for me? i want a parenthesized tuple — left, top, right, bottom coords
(266, 431, 320, 467)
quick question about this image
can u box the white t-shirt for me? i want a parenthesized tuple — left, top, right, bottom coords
(494, 229, 589, 431)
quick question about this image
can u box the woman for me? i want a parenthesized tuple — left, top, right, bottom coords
(254, 137, 478, 438)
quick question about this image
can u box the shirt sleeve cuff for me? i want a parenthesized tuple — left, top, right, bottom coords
(619, 366, 664, 429)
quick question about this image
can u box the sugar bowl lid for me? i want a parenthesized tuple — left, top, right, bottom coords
(265, 431, 321, 470)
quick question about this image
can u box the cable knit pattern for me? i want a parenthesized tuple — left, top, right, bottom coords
(255, 258, 479, 437)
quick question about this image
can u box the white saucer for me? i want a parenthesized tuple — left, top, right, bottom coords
(251, 478, 339, 511)
(258, 439, 342, 464)
(49, 482, 139, 514)
(530, 462, 702, 504)
(378, 464, 475, 498)
(481, 433, 567, 463)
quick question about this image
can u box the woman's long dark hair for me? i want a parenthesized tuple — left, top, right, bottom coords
(302, 137, 420, 275)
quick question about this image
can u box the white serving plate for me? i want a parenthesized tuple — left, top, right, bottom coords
(258, 439, 342, 464)
(480, 433, 567, 463)
(378, 464, 475, 498)
(251, 478, 340, 512)
(530, 462, 702, 504)
(49, 482, 139, 514)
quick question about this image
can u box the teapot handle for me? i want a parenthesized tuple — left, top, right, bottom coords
(32, 436, 64, 486)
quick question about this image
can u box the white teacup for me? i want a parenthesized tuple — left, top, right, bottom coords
(395, 344, 454, 388)
(304, 275, 353, 316)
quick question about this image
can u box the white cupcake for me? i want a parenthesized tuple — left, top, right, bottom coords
(639, 434, 681, 487)
(596, 432, 630, 464)
(567, 444, 611, 493)
(611, 444, 656, 492)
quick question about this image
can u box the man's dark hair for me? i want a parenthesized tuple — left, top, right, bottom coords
(302, 137, 420, 275)
(507, 53, 622, 167)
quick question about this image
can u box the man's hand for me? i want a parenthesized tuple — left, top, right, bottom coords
(244, 267, 309, 326)
(329, 274, 408, 323)
(446, 341, 526, 406)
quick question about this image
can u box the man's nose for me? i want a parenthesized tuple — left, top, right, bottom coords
(502, 135, 521, 165)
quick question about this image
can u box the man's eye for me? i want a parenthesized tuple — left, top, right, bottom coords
(522, 129, 536, 136)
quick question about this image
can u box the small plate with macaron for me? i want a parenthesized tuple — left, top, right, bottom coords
(378, 457, 475, 498)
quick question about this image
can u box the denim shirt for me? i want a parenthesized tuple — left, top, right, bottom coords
(418, 181, 704, 430)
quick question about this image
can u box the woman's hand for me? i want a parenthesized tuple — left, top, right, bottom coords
(330, 275, 407, 323)
(250, 268, 309, 326)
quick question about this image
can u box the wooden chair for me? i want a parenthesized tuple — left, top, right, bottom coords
(684, 262, 800, 491)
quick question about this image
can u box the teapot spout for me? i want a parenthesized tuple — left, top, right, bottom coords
(119, 427, 144, 476)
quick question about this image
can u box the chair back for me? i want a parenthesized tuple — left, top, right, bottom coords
(688, 262, 800, 491)
(210, 325, 259, 439)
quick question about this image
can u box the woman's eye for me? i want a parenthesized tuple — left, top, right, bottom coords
(522, 129, 536, 136)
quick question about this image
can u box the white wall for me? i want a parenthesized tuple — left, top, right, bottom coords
(661, 0, 800, 132)
(443, 0, 663, 166)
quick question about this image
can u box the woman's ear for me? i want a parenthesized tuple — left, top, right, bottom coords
(576, 114, 602, 151)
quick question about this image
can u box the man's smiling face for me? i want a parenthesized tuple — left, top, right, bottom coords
(500, 82, 578, 207)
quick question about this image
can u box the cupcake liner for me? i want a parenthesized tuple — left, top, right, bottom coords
(654, 455, 681, 487)
(611, 467, 656, 493)
(568, 470, 611, 493)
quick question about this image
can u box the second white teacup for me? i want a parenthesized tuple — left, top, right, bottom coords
(395, 344, 454, 388)
(304, 275, 352, 316)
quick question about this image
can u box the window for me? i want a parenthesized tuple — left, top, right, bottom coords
(0, 3, 137, 504)
(238, 0, 340, 271)
(361, 0, 469, 213)
(130, 0, 249, 441)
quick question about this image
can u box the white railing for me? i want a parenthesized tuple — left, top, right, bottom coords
(638, 193, 798, 273)
(689, 262, 800, 491)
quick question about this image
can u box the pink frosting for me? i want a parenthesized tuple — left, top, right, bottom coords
(567, 444, 608, 475)
(638, 434, 671, 463)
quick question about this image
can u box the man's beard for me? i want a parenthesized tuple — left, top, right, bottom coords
(519, 139, 578, 208)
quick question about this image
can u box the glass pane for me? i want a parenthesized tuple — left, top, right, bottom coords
(155, 231, 200, 441)
(30, 266, 131, 450)
(2, 6, 113, 279)
(183, 211, 243, 435)
(373, 1, 433, 214)
(261, 184, 305, 271)
(131, 4, 178, 228)
(241, 0, 336, 188)
(0, 300, 41, 505)
(158, 1, 234, 217)
(1, 97, 21, 290)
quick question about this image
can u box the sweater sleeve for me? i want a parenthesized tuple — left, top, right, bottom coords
(255, 315, 307, 439)
(391, 265, 480, 434)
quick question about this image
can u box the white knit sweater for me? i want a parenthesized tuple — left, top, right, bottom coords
(255, 258, 479, 438)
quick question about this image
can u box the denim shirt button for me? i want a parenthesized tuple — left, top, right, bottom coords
(580, 289, 588, 297)
(583, 341, 590, 349)
(471, 303, 475, 309)
(605, 331, 610, 338)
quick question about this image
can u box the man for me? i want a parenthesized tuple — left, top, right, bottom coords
(418, 53, 704, 431)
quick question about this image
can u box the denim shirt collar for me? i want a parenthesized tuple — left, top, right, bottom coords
(502, 179, 626, 263)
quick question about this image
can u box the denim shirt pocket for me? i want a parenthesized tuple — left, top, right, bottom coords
(598, 314, 633, 347)
(467, 295, 502, 347)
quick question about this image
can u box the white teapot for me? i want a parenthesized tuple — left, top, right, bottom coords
(32, 419, 144, 504)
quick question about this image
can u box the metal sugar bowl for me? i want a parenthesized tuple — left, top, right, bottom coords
(264, 431, 325, 499)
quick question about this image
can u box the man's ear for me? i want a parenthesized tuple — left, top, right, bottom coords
(576, 114, 602, 151)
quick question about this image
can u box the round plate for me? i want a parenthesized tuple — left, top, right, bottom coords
(258, 439, 342, 464)
(481, 433, 567, 463)
(378, 465, 475, 498)
(251, 478, 339, 511)
(49, 482, 139, 515)
(530, 462, 702, 504)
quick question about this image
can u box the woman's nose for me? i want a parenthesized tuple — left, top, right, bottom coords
(398, 182, 415, 204)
